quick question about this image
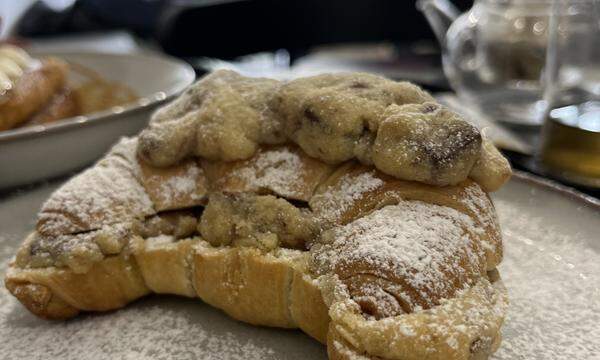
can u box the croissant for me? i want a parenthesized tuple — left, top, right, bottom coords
(5, 71, 511, 360)
(0, 49, 70, 131)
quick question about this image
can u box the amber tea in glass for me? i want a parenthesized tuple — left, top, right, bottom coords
(538, 0, 600, 187)
(540, 102, 600, 187)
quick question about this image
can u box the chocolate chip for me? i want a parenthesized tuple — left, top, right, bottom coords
(421, 103, 439, 113)
(350, 81, 370, 89)
(425, 126, 481, 168)
(303, 107, 320, 124)
(470, 337, 492, 354)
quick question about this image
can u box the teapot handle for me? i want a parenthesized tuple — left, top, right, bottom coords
(446, 13, 478, 70)
(417, 0, 460, 46)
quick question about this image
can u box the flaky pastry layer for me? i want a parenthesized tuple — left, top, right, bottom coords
(5, 71, 512, 360)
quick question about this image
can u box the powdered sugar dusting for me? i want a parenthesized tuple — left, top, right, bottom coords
(145, 235, 176, 250)
(1, 233, 326, 359)
(158, 165, 203, 203)
(2, 157, 599, 359)
(37, 138, 154, 236)
(327, 273, 507, 357)
(457, 183, 497, 232)
(313, 201, 484, 312)
(0, 302, 279, 360)
(233, 147, 304, 197)
(491, 199, 600, 360)
(311, 171, 384, 222)
(331, 339, 370, 360)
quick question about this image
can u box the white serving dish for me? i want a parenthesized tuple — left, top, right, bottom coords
(0, 51, 195, 190)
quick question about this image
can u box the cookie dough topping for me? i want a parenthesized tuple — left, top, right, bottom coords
(199, 193, 317, 250)
(277, 72, 435, 164)
(372, 102, 482, 186)
(138, 70, 284, 166)
(137, 71, 510, 191)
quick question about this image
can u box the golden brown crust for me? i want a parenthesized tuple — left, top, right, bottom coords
(7, 236, 333, 336)
(36, 139, 155, 238)
(5, 155, 506, 360)
(25, 88, 79, 126)
(193, 244, 299, 328)
(131, 236, 197, 297)
(5, 253, 150, 315)
(138, 157, 208, 211)
(325, 275, 507, 360)
(202, 144, 335, 202)
(327, 325, 376, 360)
(311, 202, 488, 322)
(4, 71, 512, 360)
(290, 271, 330, 343)
(5, 216, 504, 360)
(311, 163, 503, 270)
(4, 280, 79, 320)
(0, 57, 68, 131)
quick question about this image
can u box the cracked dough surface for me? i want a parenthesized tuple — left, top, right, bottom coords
(138, 70, 284, 165)
(276, 72, 434, 164)
(372, 102, 482, 186)
(199, 193, 317, 250)
(136, 71, 509, 189)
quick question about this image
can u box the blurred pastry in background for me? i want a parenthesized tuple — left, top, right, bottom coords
(0, 45, 70, 131)
(0, 44, 137, 132)
(67, 61, 138, 116)
(25, 88, 78, 126)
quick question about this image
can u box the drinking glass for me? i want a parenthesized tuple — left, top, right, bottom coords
(538, 0, 600, 187)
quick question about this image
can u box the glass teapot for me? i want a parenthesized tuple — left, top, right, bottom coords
(418, 0, 555, 125)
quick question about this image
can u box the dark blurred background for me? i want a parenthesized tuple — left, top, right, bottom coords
(5, 0, 597, 196)
(6, 0, 480, 92)
(15, 0, 473, 60)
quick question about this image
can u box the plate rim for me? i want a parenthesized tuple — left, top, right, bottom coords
(511, 170, 600, 210)
(0, 51, 195, 143)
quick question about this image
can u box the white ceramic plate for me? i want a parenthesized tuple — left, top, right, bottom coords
(0, 51, 195, 190)
(0, 172, 598, 359)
